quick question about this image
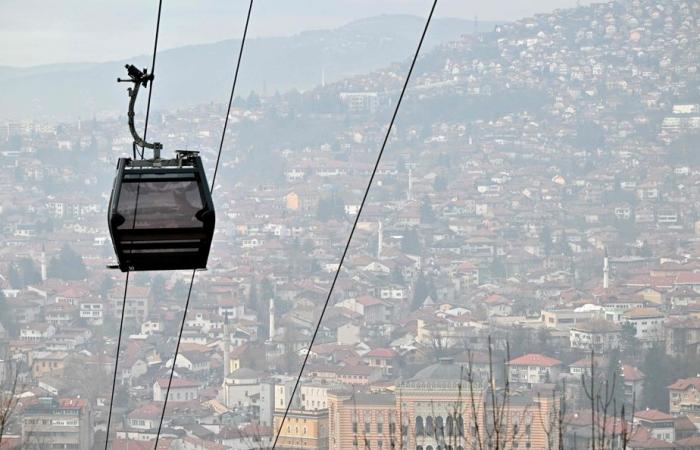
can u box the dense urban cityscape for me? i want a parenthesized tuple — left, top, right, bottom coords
(1, 0, 700, 449)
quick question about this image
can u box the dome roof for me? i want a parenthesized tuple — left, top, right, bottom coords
(411, 357, 466, 381)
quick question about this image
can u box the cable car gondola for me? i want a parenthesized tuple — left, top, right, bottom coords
(108, 65, 215, 272)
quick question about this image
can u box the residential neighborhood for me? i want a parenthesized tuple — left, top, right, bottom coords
(1, 0, 700, 448)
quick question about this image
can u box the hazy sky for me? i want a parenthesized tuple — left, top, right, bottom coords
(1, 0, 590, 67)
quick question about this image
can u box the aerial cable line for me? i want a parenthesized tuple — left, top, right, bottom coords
(153, 269, 196, 449)
(271, 0, 438, 448)
(211, 0, 254, 192)
(138, 0, 163, 159)
(104, 1, 164, 448)
(104, 272, 129, 450)
(152, 1, 254, 447)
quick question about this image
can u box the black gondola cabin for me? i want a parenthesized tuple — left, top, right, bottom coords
(108, 152, 215, 272)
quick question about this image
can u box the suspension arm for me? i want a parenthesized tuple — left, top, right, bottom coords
(118, 64, 162, 157)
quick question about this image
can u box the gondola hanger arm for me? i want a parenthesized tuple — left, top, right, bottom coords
(118, 64, 163, 159)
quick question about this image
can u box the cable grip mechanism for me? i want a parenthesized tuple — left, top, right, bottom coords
(118, 64, 163, 159)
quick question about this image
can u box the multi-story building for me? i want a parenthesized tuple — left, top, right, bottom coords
(153, 378, 200, 402)
(329, 358, 557, 450)
(665, 318, 700, 357)
(507, 353, 562, 386)
(668, 377, 700, 421)
(78, 301, 104, 325)
(541, 309, 596, 330)
(328, 390, 397, 450)
(21, 397, 93, 450)
(570, 320, 622, 352)
(110, 285, 150, 321)
(634, 409, 676, 442)
(623, 307, 666, 343)
(29, 351, 67, 379)
(273, 409, 329, 450)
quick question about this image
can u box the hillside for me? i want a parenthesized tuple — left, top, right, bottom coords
(0, 15, 496, 121)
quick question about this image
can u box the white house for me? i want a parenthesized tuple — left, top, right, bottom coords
(153, 378, 200, 402)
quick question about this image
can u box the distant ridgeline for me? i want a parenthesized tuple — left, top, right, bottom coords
(0, 16, 494, 121)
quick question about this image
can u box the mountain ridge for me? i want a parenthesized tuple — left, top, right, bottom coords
(0, 15, 498, 121)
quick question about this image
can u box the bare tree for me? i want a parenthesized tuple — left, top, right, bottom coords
(538, 379, 566, 450)
(462, 336, 532, 450)
(573, 349, 636, 450)
(0, 361, 22, 447)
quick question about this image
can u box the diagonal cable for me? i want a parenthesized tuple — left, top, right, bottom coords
(105, 2, 164, 447)
(139, 0, 164, 159)
(211, 0, 254, 192)
(152, 1, 254, 446)
(271, 1, 438, 448)
(104, 271, 129, 450)
(153, 269, 196, 449)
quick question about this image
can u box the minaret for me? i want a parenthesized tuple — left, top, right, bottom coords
(603, 248, 609, 290)
(223, 317, 230, 378)
(269, 297, 276, 341)
(377, 221, 383, 260)
(40, 246, 47, 281)
(407, 166, 413, 201)
(321, 68, 326, 88)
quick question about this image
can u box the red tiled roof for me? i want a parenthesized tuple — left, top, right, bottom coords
(366, 348, 396, 358)
(635, 409, 674, 421)
(621, 364, 645, 382)
(356, 295, 384, 306)
(508, 353, 561, 367)
(58, 398, 87, 409)
(128, 402, 161, 420)
(674, 272, 700, 285)
(623, 307, 665, 320)
(668, 377, 700, 391)
(675, 435, 700, 446)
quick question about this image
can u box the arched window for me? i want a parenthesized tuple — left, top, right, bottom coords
(446, 415, 454, 437)
(416, 446, 423, 450)
(426, 446, 433, 450)
(457, 414, 464, 437)
(416, 416, 424, 436)
(436, 416, 444, 437)
(425, 416, 434, 436)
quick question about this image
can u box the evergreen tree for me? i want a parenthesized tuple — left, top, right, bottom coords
(412, 274, 430, 310)
(8, 264, 22, 289)
(420, 197, 435, 224)
(540, 224, 553, 256)
(0, 289, 9, 332)
(48, 245, 87, 280)
(490, 256, 506, 279)
(151, 275, 166, 297)
(401, 228, 421, 255)
(247, 279, 258, 311)
(316, 194, 345, 221)
(99, 275, 115, 298)
(433, 175, 448, 192)
(7, 258, 41, 288)
(640, 344, 675, 410)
